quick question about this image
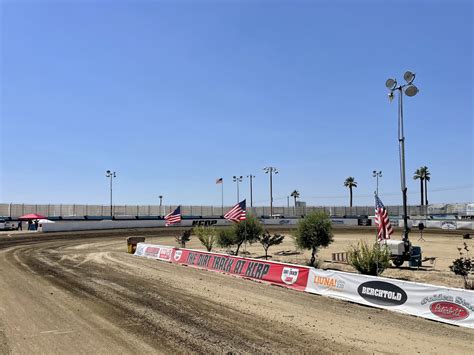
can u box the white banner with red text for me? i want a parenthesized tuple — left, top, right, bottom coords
(305, 269, 473, 328)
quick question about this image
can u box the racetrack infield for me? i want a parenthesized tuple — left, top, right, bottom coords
(0, 232, 472, 354)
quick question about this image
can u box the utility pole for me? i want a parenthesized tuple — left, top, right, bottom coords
(247, 174, 255, 208)
(105, 170, 117, 218)
(263, 167, 278, 216)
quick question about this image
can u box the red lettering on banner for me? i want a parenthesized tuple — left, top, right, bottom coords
(159, 248, 172, 260)
(145, 247, 160, 258)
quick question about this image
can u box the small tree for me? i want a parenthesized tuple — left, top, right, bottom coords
(294, 211, 333, 266)
(175, 228, 192, 248)
(257, 230, 285, 260)
(232, 214, 264, 256)
(450, 243, 473, 289)
(217, 227, 236, 250)
(348, 241, 391, 276)
(194, 225, 217, 252)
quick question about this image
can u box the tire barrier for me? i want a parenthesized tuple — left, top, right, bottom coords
(134, 243, 474, 329)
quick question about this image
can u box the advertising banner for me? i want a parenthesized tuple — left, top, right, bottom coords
(305, 269, 474, 329)
(171, 248, 310, 291)
(134, 243, 473, 328)
(134, 243, 173, 262)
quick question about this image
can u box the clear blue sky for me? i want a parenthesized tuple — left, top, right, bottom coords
(1, 0, 472, 207)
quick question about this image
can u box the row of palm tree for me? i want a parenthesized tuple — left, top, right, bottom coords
(413, 166, 431, 206)
(292, 168, 430, 208)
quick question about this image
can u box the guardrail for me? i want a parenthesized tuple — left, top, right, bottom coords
(1, 203, 471, 219)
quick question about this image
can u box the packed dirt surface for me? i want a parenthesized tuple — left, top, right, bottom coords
(0, 231, 473, 354)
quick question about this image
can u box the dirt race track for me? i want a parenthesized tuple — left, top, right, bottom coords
(0, 231, 473, 354)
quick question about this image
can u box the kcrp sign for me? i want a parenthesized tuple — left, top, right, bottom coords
(169, 248, 310, 291)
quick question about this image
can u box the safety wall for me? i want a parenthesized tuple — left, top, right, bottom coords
(135, 243, 310, 291)
(39, 217, 472, 232)
(39, 218, 361, 232)
(134, 243, 474, 329)
(399, 219, 473, 230)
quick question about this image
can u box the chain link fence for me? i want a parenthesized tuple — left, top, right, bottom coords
(0, 203, 471, 219)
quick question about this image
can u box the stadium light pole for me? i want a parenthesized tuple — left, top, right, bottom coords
(372, 170, 382, 195)
(263, 167, 278, 216)
(159, 195, 163, 217)
(105, 170, 117, 218)
(233, 176, 243, 203)
(386, 71, 419, 251)
(247, 174, 255, 208)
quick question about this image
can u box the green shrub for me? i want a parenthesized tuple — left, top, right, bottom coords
(232, 214, 264, 255)
(256, 230, 285, 259)
(175, 228, 192, 248)
(217, 227, 236, 249)
(450, 243, 473, 289)
(294, 211, 333, 266)
(194, 225, 217, 252)
(348, 241, 391, 276)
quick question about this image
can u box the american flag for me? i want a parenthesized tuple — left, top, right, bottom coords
(165, 206, 181, 226)
(224, 199, 246, 223)
(216, 178, 223, 184)
(374, 195, 393, 241)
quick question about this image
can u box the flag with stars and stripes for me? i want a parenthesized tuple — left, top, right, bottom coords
(374, 195, 393, 241)
(224, 200, 246, 223)
(165, 206, 181, 226)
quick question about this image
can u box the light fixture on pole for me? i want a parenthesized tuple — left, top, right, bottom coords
(105, 170, 117, 218)
(386, 70, 419, 252)
(159, 195, 163, 217)
(372, 170, 382, 196)
(233, 176, 243, 203)
(263, 167, 278, 216)
(247, 174, 255, 208)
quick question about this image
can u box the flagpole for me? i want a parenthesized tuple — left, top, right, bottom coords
(221, 182, 224, 216)
(375, 191, 378, 243)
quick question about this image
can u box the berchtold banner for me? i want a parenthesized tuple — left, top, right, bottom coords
(305, 269, 473, 328)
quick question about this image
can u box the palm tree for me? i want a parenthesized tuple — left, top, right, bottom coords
(421, 166, 430, 205)
(414, 167, 430, 206)
(413, 168, 424, 206)
(343, 177, 357, 207)
(290, 190, 300, 215)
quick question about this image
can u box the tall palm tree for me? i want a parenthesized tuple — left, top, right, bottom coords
(290, 190, 300, 214)
(413, 168, 424, 206)
(343, 177, 357, 207)
(421, 166, 430, 205)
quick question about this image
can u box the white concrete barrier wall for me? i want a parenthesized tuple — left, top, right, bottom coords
(399, 219, 473, 230)
(40, 217, 472, 232)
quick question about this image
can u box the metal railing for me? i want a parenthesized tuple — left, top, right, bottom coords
(0, 202, 470, 219)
